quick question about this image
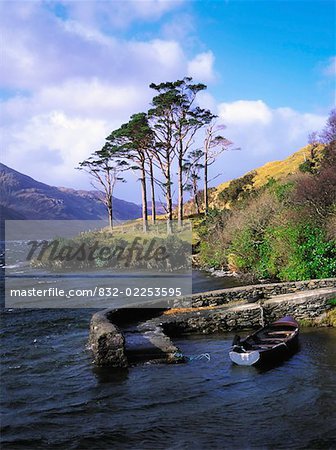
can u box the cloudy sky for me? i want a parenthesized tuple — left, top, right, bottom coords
(1, 0, 335, 202)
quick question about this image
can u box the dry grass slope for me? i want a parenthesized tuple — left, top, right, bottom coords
(211, 144, 324, 207)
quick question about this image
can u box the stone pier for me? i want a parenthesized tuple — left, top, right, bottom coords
(88, 278, 336, 367)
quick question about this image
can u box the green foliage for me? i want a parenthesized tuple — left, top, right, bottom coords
(262, 178, 295, 202)
(198, 240, 227, 268)
(299, 159, 316, 174)
(272, 181, 295, 202)
(227, 221, 336, 281)
(328, 298, 336, 306)
(219, 172, 255, 204)
(197, 172, 336, 281)
(228, 228, 259, 272)
(196, 208, 228, 238)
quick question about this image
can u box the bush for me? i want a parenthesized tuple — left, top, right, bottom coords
(299, 159, 316, 174)
(196, 131, 336, 281)
(219, 172, 255, 204)
(260, 222, 336, 281)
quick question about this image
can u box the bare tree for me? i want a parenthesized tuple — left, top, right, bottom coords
(203, 121, 237, 214)
(78, 148, 127, 230)
(319, 108, 336, 145)
(308, 131, 319, 160)
(184, 149, 204, 215)
(145, 150, 157, 224)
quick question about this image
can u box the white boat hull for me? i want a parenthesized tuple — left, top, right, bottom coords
(229, 350, 260, 366)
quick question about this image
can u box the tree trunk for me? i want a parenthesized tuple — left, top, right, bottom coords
(204, 150, 208, 214)
(149, 158, 156, 224)
(177, 153, 183, 228)
(107, 196, 113, 230)
(140, 160, 148, 233)
(193, 179, 200, 215)
(166, 158, 173, 234)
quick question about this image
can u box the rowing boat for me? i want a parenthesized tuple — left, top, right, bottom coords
(229, 316, 299, 366)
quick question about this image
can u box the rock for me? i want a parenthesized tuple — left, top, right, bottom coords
(89, 310, 128, 367)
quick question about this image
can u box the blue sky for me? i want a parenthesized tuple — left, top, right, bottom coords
(1, 0, 335, 202)
(196, 0, 335, 110)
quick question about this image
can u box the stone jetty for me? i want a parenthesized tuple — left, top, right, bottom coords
(88, 278, 336, 367)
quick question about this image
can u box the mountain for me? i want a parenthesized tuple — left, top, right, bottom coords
(0, 163, 142, 221)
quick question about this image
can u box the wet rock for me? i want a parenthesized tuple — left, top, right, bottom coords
(89, 310, 128, 368)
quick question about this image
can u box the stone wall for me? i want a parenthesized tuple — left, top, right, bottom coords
(189, 278, 336, 308)
(89, 307, 183, 367)
(160, 287, 336, 336)
(263, 288, 336, 323)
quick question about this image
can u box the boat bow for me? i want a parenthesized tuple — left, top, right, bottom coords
(229, 349, 260, 366)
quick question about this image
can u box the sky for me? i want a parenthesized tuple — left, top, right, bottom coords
(1, 0, 335, 203)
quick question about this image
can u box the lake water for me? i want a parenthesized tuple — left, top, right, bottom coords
(1, 271, 336, 449)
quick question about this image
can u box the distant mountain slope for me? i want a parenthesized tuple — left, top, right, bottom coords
(0, 163, 142, 220)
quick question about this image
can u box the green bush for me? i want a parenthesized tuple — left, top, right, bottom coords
(228, 228, 261, 273)
(219, 172, 255, 204)
(299, 159, 317, 174)
(198, 241, 227, 268)
(259, 223, 336, 281)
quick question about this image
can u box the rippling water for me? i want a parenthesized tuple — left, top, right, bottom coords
(1, 272, 336, 449)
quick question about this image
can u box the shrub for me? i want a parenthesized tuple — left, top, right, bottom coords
(219, 172, 255, 204)
(260, 222, 336, 281)
(299, 159, 316, 174)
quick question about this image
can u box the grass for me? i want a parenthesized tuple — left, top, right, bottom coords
(211, 144, 324, 207)
(324, 309, 336, 327)
(328, 297, 336, 306)
(298, 306, 336, 328)
(96, 220, 193, 243)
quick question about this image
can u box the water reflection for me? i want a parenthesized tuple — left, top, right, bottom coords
(92, 366, 129, 384)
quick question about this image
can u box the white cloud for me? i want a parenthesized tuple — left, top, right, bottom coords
(61, 19, 114, 46)
(2, 111, 109, 188)
(185, 99, 326, 188)
(0, 2, 188, 90)
(219, 100, 273, 126)
(59, 0, 184, 29)
(131, 0, 183, 20)
(0, 2, 210, 192)
(1, 1, 329, 201)
(0, 76, 153, 189)
(161, 13, 195, 41)
(216, 99, 326, 170)
(188, 51, 215, 82)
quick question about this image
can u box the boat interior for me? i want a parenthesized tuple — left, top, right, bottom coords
(243, 326, 297, 350)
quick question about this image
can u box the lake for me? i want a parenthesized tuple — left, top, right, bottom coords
(1, 271, 336, 449)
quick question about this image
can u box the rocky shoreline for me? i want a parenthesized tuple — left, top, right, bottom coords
(194, 264, 274, 284)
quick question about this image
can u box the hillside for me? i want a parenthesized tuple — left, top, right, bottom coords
(196, 139, 336, 281)
(0, 163, 142, 221)
(210, 144, 323, 207)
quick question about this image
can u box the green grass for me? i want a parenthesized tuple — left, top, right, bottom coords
(328, 297, 336, 306)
